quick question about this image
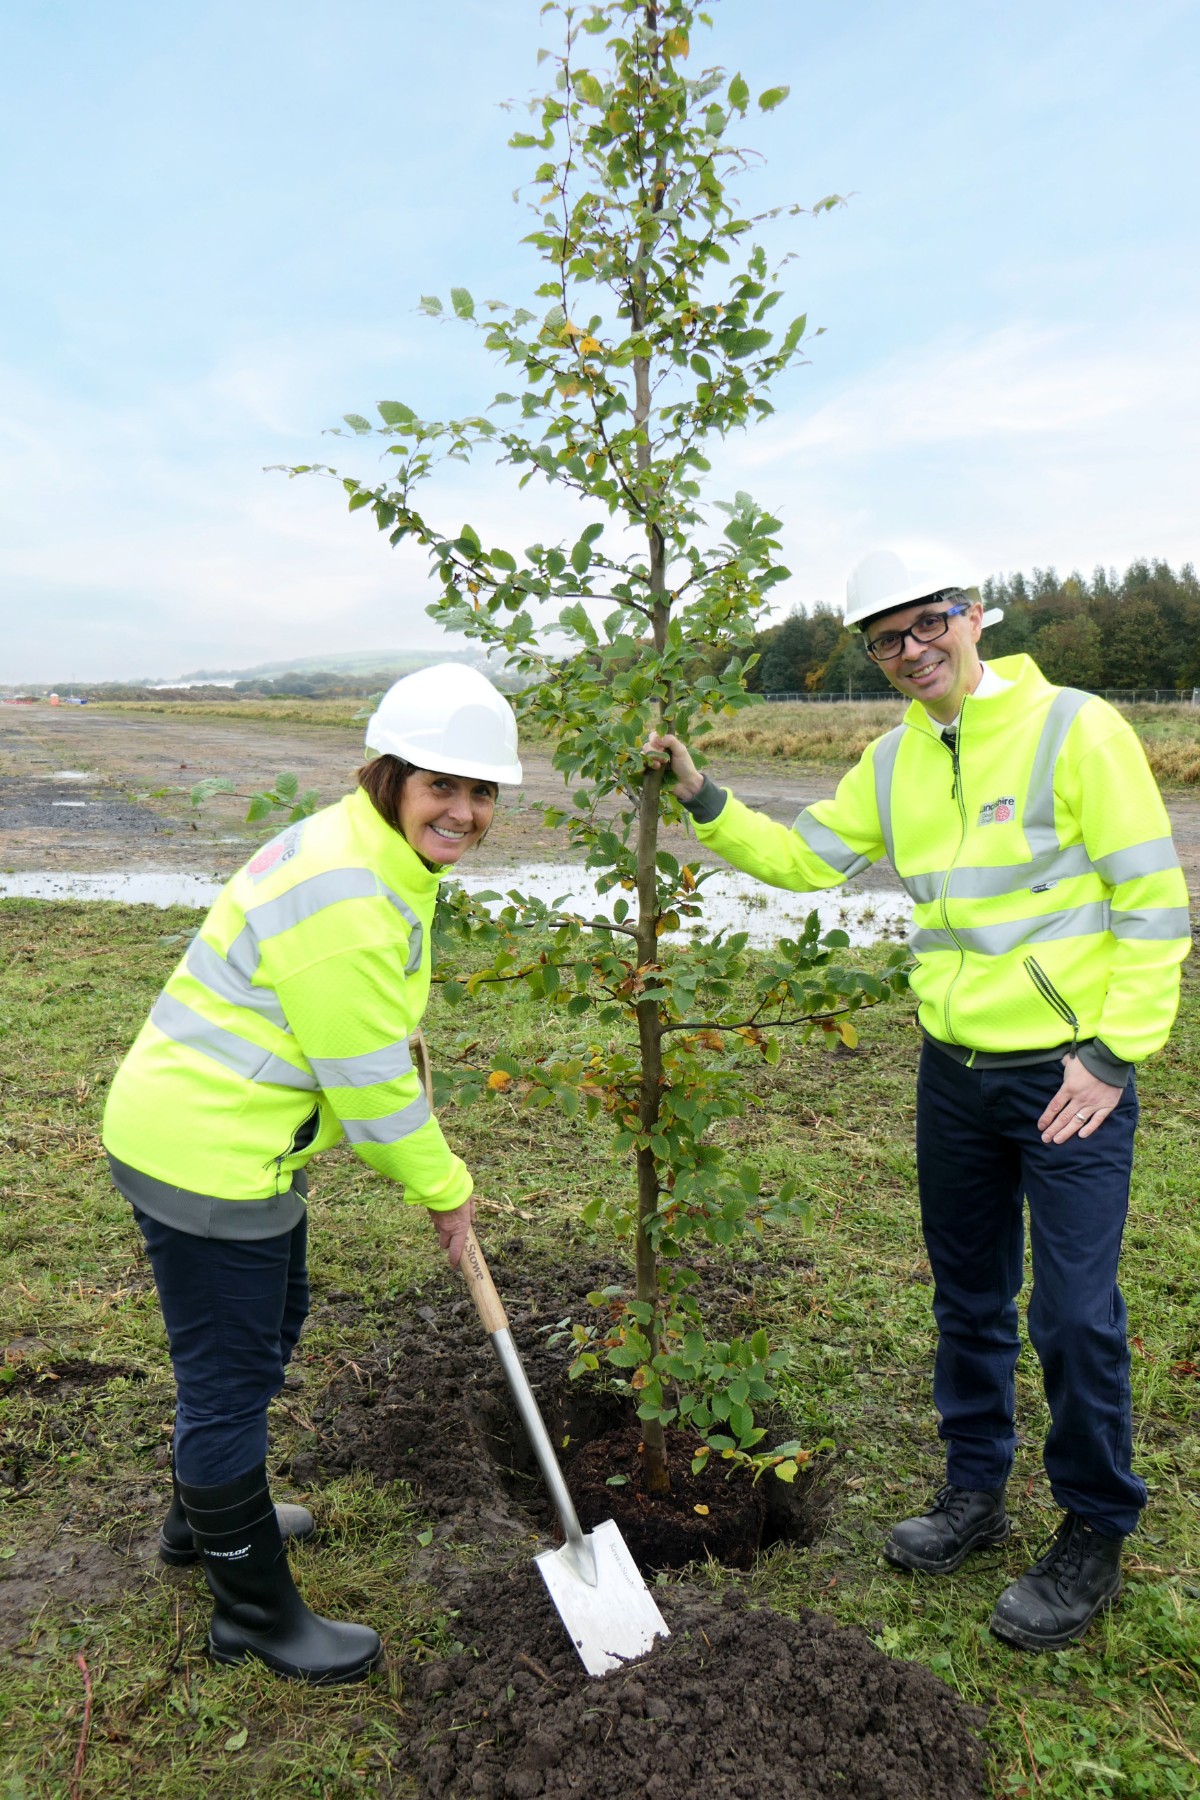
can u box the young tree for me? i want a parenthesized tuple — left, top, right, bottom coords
(292, 0, 907, 1493)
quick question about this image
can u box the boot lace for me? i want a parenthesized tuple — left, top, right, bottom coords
(1030, 1513, 1087, 1595)
(930, 1483, 987, 1527)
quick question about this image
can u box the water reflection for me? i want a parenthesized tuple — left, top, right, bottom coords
(457, 862, 910, 948)
(0, 862, 912, 947)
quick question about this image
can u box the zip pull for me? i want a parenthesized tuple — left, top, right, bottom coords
(943, 725, 959, 799)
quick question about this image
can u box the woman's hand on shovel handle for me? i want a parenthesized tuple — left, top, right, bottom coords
(643, 730, 704, 803)
(429, 1198, 476, 1269)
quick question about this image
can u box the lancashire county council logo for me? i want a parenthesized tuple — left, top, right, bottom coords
(248, 825, 303, 882)
(978, 796, 1017, 827)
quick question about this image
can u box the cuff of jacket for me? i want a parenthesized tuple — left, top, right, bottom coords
(679, 775, 728, 824)
(1076, 1038, 1134, 1089)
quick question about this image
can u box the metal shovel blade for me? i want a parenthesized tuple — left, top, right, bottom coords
(406, 1036, 670, 1681)
(535, 1518, 669, 1677)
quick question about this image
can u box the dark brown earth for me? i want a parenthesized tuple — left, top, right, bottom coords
(405, 1565, 988, 1800)
(284, 1253, 987, 1799)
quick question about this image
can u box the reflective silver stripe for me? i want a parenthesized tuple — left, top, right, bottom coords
(227, 869, 424, 977)
(340, 1094, 432, 1145)
(902, 870, 943, 904)
(150, 993, 319, 1089)
(185, 937, 290, 1030)
(791, 808, 872, 879)
(308, 1038, 414, 1090)
(1093, 837, 1181, 886)
(1021, 688, 1092, 857)
(949, 844, 1097, 898)
(912, 901, 1112, 956)
(1110, 906, 1192, 941)
(871, 726, 906, 867)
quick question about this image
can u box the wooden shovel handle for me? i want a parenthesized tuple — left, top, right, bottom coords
(410, 1029, 510, 1335)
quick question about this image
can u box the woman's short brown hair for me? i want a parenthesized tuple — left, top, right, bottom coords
(356, 755, 414, 833)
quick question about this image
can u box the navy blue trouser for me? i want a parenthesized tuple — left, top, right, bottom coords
(915, 1043, 1145, 1538)
(133, 1208, 310, 1486)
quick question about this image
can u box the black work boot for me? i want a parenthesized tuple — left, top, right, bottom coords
(160, 1455, 315, 1566)
(180, 1463, 382, 1684)
(884, 1482, 1010, 1573)
(989, 1512, 1123, 1650)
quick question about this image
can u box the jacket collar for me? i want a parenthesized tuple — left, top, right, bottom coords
(902, 655, 1057, 739)
(344, 785, 445, 904)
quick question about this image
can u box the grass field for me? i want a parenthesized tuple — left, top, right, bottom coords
(1, 901, 1197, 1797)
(90, 696, 1200, 785)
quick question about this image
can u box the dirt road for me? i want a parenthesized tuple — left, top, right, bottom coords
(2, 706, 1198, 901)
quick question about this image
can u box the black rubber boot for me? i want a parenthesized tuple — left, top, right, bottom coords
(160, 1456, 315, 1566)
(884, 1482, 1010, 1573)
(180, 1464, 382, 1684)
(989, 1512, 1123, 1650)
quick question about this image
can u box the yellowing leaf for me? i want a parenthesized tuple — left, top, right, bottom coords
(665, 28, 689, 56)
(837, 1019, 859, 1048)
(578, 335, 602, 353)
(487, 1070, 513, 1093)
(693, 1504, 709, 1515)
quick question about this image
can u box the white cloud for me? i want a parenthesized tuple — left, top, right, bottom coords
(717, 318, 1200, 612)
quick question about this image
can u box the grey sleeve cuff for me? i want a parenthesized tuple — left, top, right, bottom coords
(1076, 1039, 1134, 1089)
(678, 775, 728, 824)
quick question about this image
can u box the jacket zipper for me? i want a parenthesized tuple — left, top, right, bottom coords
(1024, 957, 1080, 1055)
(938, 714, 969, 1047)
(265, 1105, 321, 1194)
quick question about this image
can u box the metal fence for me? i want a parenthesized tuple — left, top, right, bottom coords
(763, 688, 1200, 705)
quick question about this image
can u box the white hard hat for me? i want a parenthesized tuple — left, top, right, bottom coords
(844, 549, 982, 631)
(365, 663, 522, 784)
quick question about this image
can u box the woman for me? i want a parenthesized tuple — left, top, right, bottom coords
(102, 664, 521, 1684)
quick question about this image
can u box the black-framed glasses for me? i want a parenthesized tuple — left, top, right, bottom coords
(864, 603, 970, 664)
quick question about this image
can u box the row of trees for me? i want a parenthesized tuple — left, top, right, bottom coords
(748, 559, 1200, 696)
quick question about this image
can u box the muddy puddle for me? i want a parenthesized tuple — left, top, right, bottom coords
(0, 862, 912, 946)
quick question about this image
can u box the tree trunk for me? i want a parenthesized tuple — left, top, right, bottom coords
(630, 0, 672, 1495)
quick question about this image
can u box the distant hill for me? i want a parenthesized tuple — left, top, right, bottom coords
(177, 648, 483, 683)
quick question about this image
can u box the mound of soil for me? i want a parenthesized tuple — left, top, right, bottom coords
(297, 1252, 824, 1563)
(405, 1563, 987, 1800)
(566, 1421, 767, 1569)
(300, 1256, 988, 1797)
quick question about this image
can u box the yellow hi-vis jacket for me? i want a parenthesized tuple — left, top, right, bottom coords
(102, 787, 471, 1213)
(691, 657, 1190, 1072)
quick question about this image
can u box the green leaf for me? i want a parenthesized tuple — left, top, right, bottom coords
(342, 413, 372, 435)
(575, 72, 604, 107)
(416, 1526, 434, 1547)
(224, 1728, 248, 1753)
(758, 85, 790, 111)
(418, 294, 443, 315)
(727, 73, 748, 109)
(245, 794, 273, 823)
(570, 539, 591, 575)
(450, 286, 475, 319)
(274, 771, 299, 801)
(378, 399, 416, 428)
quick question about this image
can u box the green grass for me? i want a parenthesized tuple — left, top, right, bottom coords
(1, 901, 1197, 1797)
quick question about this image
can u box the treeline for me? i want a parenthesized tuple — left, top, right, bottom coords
(746, 559, 1200, 696)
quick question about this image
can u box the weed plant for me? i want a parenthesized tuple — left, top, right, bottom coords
(1, 901, 1197, 1796)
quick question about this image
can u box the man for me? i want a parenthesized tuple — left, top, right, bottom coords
(646, 548, 1190, 1650)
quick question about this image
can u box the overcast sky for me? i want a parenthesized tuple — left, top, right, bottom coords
(2, 0, 1197, 683)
